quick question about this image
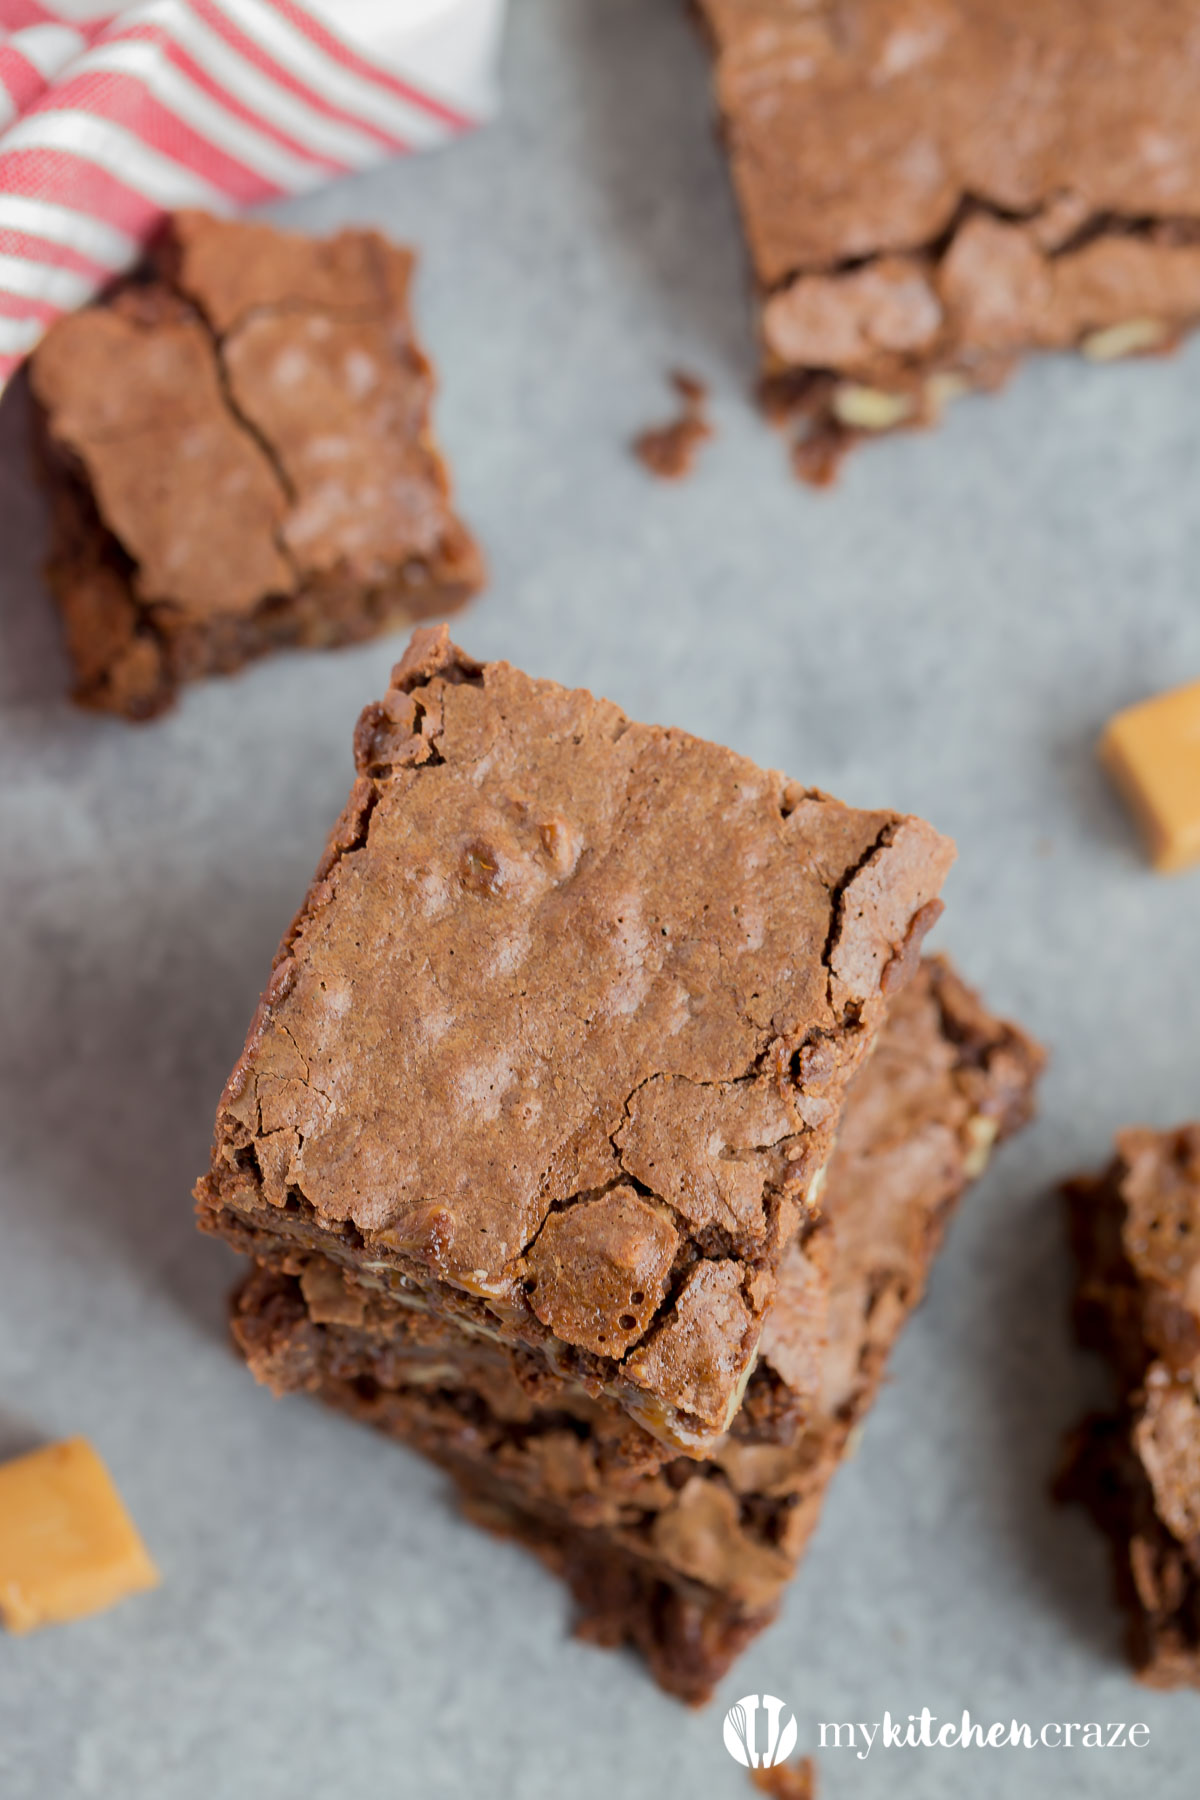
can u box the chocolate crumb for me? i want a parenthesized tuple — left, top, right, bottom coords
(750, 1757, 815, 1798)
(790, 426, 856, 490)
(633, 368, 714, 481)
(670, 368, 708, 408)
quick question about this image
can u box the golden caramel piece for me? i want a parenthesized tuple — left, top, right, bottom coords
(1099, 679, 1200, 874)
(0, 1438, 159, 1633)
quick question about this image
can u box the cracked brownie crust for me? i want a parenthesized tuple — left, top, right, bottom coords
(697, 0, 1200, 476)
(29, 211, 483, 718)
(198, 626, 954, 1453)
(229, 956, 1042, 1699)
(1061, 1126, 1200, 1687)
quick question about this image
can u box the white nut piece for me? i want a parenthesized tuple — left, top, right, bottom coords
(389, 1360, 467, 1387)
(721, 1347, 761, 1433)
(1080, 317, 1169, 362)
(963, 1114, 1000, 1179)
(831, 384, 915, 431)
(925, 370, 971, 414)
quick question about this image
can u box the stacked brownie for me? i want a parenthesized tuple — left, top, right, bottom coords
(1061, 1127, 1200, 1688)
(696, 0, 1200, 480)
(196, 626, 1041, 1698)
(30, 213, 483, 719)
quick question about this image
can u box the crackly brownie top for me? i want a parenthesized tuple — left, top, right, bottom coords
(208, 628, 952, 1429)
(700, 0, 1200, 285)
(29, 210, 473, 616)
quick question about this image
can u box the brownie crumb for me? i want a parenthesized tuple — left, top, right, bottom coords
(632, 369, 714, 480)
(790, 426, 856, 490)
(751, 1757, 815, 1798)
(670, 369, 708, 409)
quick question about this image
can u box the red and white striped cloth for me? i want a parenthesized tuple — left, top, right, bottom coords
(0, 0, 503, 389)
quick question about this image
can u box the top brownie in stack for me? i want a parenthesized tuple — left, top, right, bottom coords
(29, 211, 484, 718)
(197, 626, 954, 1457)
(696, 0, 1200, 477)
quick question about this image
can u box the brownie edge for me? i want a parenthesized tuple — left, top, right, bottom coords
(1060, 1126, 1200, 1688)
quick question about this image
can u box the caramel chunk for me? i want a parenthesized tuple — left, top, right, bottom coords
(1099, 679, 1200, 873)
(0, 1439, 159, 1633)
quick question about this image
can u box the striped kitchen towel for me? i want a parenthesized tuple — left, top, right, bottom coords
(0, 0, 504, 390)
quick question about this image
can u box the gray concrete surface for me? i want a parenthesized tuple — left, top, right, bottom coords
(2, 2, 1199, 1794)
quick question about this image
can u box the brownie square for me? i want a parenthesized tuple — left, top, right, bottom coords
(1061, 1126, 1200, 1687)
(197, 626, 955, 1458)
(229, 956, 1043, 1700)
(29, 211, 484, 719)
(696, 0, 1200, 478)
